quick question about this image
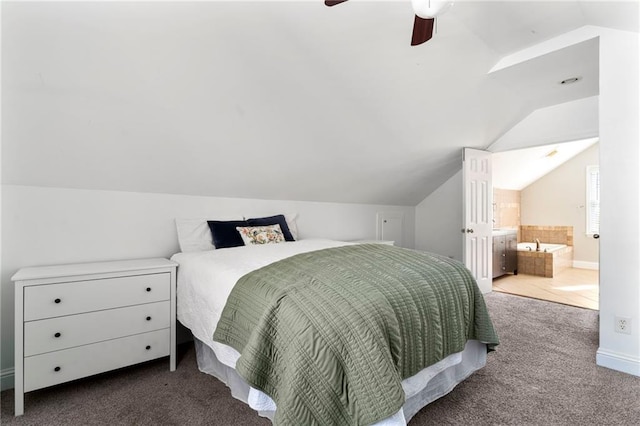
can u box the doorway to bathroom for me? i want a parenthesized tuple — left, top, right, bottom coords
(490, 139, 600, 310)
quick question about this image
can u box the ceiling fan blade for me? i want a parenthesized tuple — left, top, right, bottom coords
(325, 1, 349, 6)
(411, 15, 434, 46)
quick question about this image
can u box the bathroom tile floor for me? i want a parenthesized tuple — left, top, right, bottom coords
(492, 268, 599, 310)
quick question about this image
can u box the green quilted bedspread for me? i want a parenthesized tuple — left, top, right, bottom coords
(213, 244, 499, 425)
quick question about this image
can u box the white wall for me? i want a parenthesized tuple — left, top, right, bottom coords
(521, 143, 600, 267)
(0, 184, 415, 389)
(415, 171, 463, 261)
(596, 28, 640, 376)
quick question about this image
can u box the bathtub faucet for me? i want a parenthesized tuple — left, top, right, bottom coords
(535, 238, 541, 252)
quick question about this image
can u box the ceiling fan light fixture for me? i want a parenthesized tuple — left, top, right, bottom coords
(412, 0, 455, 19)
(325, 0, 454, 47)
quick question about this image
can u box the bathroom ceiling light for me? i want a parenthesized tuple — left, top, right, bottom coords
(560, 77, 581, 85)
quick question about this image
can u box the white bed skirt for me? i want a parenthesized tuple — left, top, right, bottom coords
(193, 338, 487, 425)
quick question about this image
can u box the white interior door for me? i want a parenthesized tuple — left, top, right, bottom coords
(376, 212, 404, 247)
(463, 148, 493, 293)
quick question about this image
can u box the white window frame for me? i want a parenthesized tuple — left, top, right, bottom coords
(586, 165, 600, 235)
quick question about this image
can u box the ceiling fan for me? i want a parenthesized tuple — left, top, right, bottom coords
(324, 0, 454, 46)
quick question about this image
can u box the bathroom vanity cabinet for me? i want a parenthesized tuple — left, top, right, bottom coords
(492, 230, 517, 278)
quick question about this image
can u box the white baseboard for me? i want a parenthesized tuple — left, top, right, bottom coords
(573, 260, 599, 270)
(596, 348, 640, 377)
(1, 367, 14, 391)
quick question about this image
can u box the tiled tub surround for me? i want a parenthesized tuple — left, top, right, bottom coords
(520, 225, 573, 246)
(517, 226, 574, 278)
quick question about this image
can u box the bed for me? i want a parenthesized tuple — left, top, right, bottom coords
(171, 235, 498, 425)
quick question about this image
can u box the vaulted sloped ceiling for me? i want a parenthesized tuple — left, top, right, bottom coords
(2, 1, 638, 205)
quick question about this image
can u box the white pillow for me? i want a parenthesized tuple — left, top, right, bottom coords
(175, 217, 242, 253)
(284, 213, 299, 240)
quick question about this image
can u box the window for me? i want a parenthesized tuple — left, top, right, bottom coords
(586, 165, 600, 235)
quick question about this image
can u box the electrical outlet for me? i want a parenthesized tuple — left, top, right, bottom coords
(614, 316, 632, 335)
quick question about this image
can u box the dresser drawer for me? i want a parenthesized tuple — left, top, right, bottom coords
(24, 273, 170, 321)
(24, 328, 170, 392)
(24, 301, 170, 356)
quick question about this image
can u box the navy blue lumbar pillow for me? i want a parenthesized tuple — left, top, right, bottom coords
(246, 215, 295, 241)
(207, 220, 248, 249)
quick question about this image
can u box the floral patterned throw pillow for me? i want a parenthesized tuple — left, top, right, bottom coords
(236, 224, 286, 245)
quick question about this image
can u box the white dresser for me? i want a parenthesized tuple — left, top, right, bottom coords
(12, 258, 178, 416)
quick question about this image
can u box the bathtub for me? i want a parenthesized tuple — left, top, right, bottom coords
(516, 242, 573, 277)
(517, 242, 566, 253)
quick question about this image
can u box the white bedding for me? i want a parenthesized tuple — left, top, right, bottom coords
(172, 239, 486, 425)
(172, 239, 354, 367)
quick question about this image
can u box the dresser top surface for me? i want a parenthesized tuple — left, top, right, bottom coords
(12, 258, 177, 282)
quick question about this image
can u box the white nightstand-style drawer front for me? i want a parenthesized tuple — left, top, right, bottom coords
(24, 328, 170, 392)
(24, 301, 170, 357)
(24, 273, 170, 321)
